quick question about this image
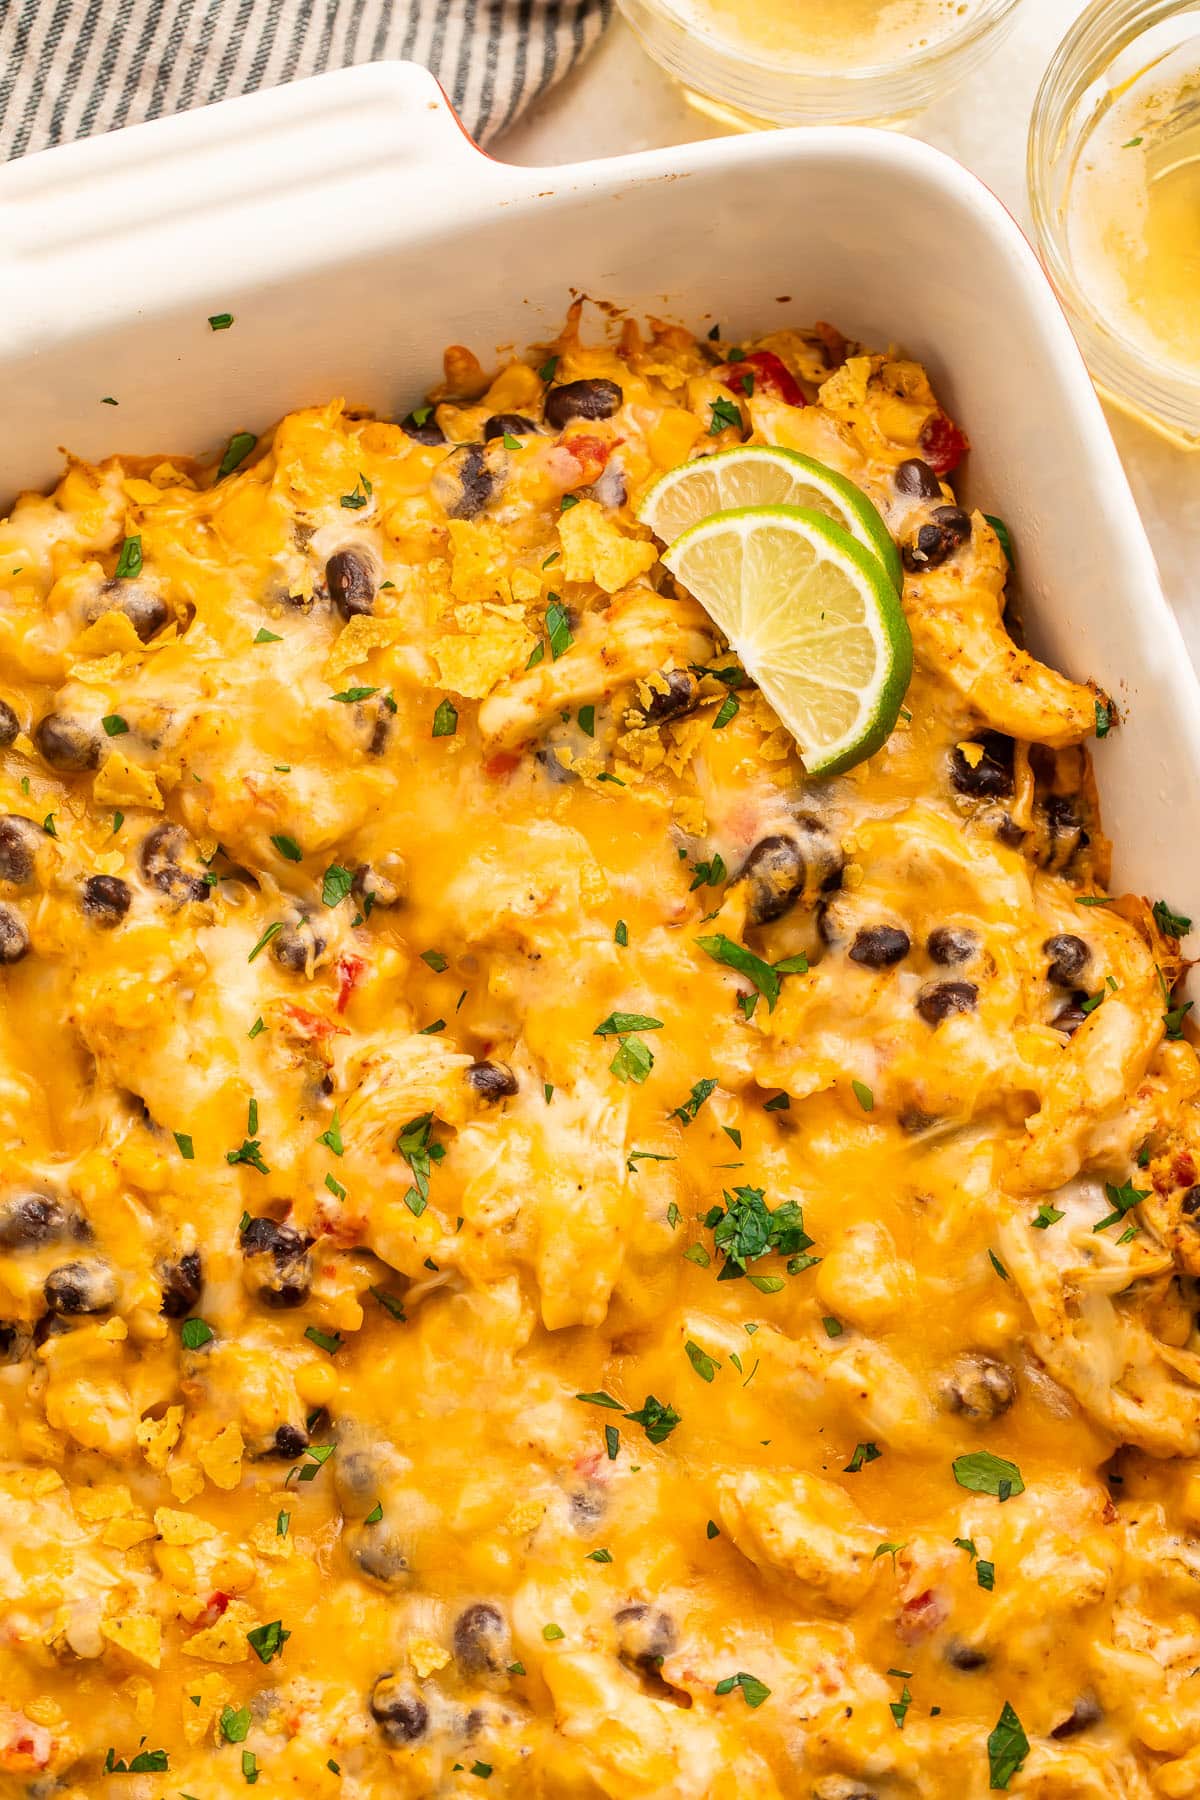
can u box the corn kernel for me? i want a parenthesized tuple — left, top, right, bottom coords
(294, 1361, 338, 1407)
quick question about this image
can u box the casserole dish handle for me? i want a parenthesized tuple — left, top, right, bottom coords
(0, 62, 506, 349)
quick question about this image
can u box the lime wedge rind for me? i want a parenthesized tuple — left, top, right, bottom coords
(639, 444, 904, 595)
(663, 504, 913, 778)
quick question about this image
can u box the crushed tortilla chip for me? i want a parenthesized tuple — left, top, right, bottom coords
(155, 1507, 217, 1546)
(73, 612, 150, 658)
(250, 1520, 293, 1561)
(180, 1612, 251, 1664)
(0, 1469, 63, 1500)
(167, 1461, 206, 1504)
(672, 794, 708, 837)
(817, 356, 874, 417)
(93, 749, 163, 812)
(183, 1672, 230, 1743)
(101, 1516, 157, 1550)
(138, 1406, 183, 1471)
(408, 1639, 451, 1679)
(504, 1498, 544, 1536)
(558, 499, 658, 595)
(510, 568, 543, 604)
(197, 1422, 244, 1492)
(101, 1613, 163, 1669)
(448, 519, 506, 606)
(325, 615, 406, 680)
(432, 620, 535, 699)
(69, 650, 125, 686)
(74, 1483, 134, 1522)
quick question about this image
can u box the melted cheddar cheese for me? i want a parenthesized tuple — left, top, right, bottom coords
(0, 305, 1198, 1800)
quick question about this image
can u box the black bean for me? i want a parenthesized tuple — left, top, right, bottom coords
(352, 1530, 410, 1584)
(1051, 1695, 1102, 1740)
(483, 413, 540, 441)
(939, 1353, 1015, 1421)
(535, 747, 577, 786)
(545, 378, 623, 431)
(159, 1251, 202, 1318)
(0, 701, 18, 747)
(0, 906, 29, 964)
(796, 815, 845, 894)
(326, 550, 376, 620)
(1043, 933, 1090, 988)
(401, 411, 445, 446)
(899, 1108, 939, 1135)
(453, 1602, 511, 1675)
(466, 1061, 518, 1103)
(1182, 1186, 1200, 1218)
(902, 507, 970, 573)
(569, 1487, 605, 1531)
(0, 814, 36, 885)
(849, 925, 910, 968)
(334, 1449, 383, 1516)
(916, 980, 977, 1025)
(44, 1258, 117, 1315)
(927, 926, 977, 966)
(613, 1603, 676, 1673)
(140, 823, 208, 903)
(352, 857, 405, 909)
(272, 917, 327, 974)
(740, 834, 805, 926)
(83, 874, 131, 927)
(370, 1674, 428, 1744)
(0, 1192, 69, 1250)
(272, 1424, 309, 1459)
(239, 1216, 312, 1308)
(949, 731, 1014, 799)
(1053, 992, 1091, 1036)
(630, 669, 699, 726)
(33, 713, 101, 773)
(1037, 794, 1086, 872)
(431, 443, 497, 521)
(945, 1640, 989, 1671)
(89, 580, 169, 643)
(894, 458, 943, 499)
(0, 1321, 30, 1363)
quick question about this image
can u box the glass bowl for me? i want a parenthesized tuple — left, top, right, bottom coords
(614, 0, 1025, 130)
(1029, 0, 1200, 449)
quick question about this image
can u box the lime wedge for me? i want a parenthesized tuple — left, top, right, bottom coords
(663, 505, 913, 777)
(639, 445, 903, 594)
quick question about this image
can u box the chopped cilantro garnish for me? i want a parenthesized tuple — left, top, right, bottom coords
(181, 1317, 214, 1350)
(1153, 898, 1192, 938)
(595, 1011, 663, 1036)
(684, 1339, 719, 1382)
(706, 1518, 720, 1538)
(976, 1558, 996, 1590)
(242, 1749, 259, 1784)
(953, 1450, 1024, 1499)
(270, 833, 302, 862)
(624, 1394, 681, 1443)
(670, 1076, 718, 1124)
(712, 693, 739, 729)
(709, 396, 743, 435)
(605, 1423, 620, 1459)
(713, 1671, 770, 1707)
(614, 919, 628, 947)
(585, 1547, 613, 1563)
(560, 493, 579, 511)
(844, 1441, 881, 1473)
(823, 1316, 844, 1338)
(370, 1284, 407, 1322)
(421, 948, 449, 972)
(208, 312, 234, 330)
(253, 627, 282, 643)
(218, 432, 257, 479)
(305, 1325, 341, 1354)
(432, 698, 458, 737)
(1031, 1203, 1064, 1229)
(247, 921, 283, 962)
(609, 1035, 654, 1083)
(696, 932, 806, 1012)
(689, 853, 726, 891)
(317, 1110, 344, 1155)
(173, 1131, 194, 1160)
(987, 1701, 1029, 1789)
(340, 472, 373, 511)
(546, 597, 573, 660)
(101, 714, 128, 736)
(114, 535, 143, 579)
(1094, 697, 1111, 738)
(322, 864, 354, 906)
(705, 1185, 813, 1282)
(246, 1620, 290, 1663)
(1093, 1179, 1149, 1232)
(539, 355, 559, 382)
(276, 1510, 289, 1536)
(851, 1079, 874, 1111)
(220, 1705, 251, 1744)
(331, 684, 379, 704)
(578, 703, 596, 736)
(542, 1623, 565, 1641)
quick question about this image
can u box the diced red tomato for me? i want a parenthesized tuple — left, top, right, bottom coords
(717, 350, 805, 407)
(279, 1003, 344, 1041)
(485, 752, 521, 779)
(560, 432, 614, 486)
(896, 1587, 948, 1643)
(1173, 1151, 1196, 1187)
(335, 954, 366, 1014)
(919, 411, 969, 475)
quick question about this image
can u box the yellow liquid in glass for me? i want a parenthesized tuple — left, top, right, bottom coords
(1066, 52, 1200, 379)
(666, 0, 980, 70)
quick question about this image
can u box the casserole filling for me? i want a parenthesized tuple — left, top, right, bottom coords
(0, 304, 1195, 1797)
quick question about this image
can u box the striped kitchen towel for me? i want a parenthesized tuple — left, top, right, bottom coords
(0, 0, 611, 162)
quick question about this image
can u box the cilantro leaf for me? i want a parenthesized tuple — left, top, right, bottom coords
(322, 864, 355, 907)
(595, 1011, 664, 1035)
(713, 1671, 770, 1707)
(624, 1394, 680, 1443)
(952, 1450, 1024, 1500)
(987, 1701, 1029, 1789)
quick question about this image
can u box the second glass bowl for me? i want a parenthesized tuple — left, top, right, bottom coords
(615, 0, 1025, 130)
(1029, 0, 1200, 448)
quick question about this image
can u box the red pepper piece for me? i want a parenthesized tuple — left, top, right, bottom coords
(718, 350, 805, 407)
(919, 411, 969, 475)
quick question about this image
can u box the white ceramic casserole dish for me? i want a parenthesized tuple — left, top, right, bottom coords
(0, 59, 1196, 916)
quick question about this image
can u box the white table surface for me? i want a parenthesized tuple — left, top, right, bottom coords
(497, 0, 1200, 659)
